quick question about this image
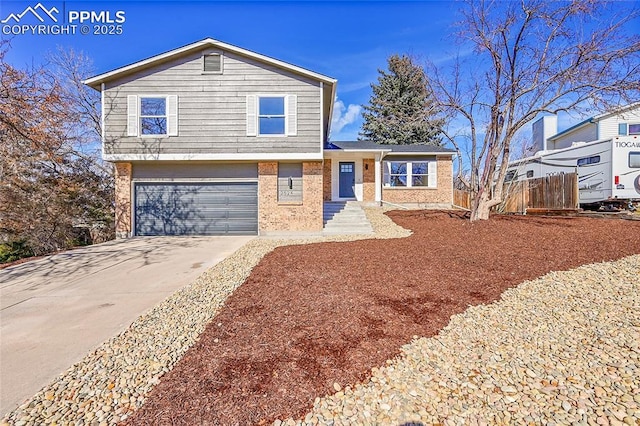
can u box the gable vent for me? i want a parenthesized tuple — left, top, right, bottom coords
(203, 54, 222, 73)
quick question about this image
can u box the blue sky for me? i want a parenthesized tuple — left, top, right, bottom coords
(2, 1, 637, 146)
(1, 0, 463, 141)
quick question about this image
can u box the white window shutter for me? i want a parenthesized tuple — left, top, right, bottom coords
(167, 95, 178, 136)
(429, 160, 438, 188)
(127, 95, 138, 136)
(286, 94, 297, 136)
(246, 95, 257, 136)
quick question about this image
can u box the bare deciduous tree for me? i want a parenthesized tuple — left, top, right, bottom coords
(429, 0, 640, 220)
(0, 41, 113, 259)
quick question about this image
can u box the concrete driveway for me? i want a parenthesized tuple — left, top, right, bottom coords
(0, 236, 253, 416)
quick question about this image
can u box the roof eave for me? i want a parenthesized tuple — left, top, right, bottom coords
(339, 149, 393, 152)
(384, 151, 456, 155)
(592, 101, 640, 121)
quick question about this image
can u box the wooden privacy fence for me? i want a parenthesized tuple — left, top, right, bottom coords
(454, 173, 579, 214)
(453, 189, 472, 210)
(502, 172, 578, 213)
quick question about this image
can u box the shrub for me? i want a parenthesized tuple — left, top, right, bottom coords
(0, 240, 35, 264)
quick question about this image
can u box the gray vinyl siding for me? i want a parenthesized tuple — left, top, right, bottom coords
(103, 49, 322, 155)
(131, 162, 257, 180)
(551, 124, 598, 150)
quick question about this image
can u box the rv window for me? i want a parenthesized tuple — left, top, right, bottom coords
(526, 170, 534, 178)
(630, 152, 640, 168)
(629, 124, 640, 135)
(505, 170, 517, 181)
(577, 155, 600, 166)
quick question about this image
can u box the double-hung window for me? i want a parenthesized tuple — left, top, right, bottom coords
(140, 97, 167, 135)
(384, 160, 437, 188)
(411, 162, 429, 186)
(387, 162, 408, 186)
(246, 94, 297, 137)
(259, 96, 286, 136)
(126, 95, 178, 137)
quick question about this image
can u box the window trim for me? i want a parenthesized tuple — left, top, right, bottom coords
(257, 95, 287, 137)
(383, 160, 436, 188)
(411, 161, 430, 187)
(386, 161, 408, 187)
(629, 151, 640, 168)
(139, 95, 168, 137)
(202, 52, 224, 74)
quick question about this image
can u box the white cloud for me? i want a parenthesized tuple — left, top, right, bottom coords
(331, 99, 361, 137)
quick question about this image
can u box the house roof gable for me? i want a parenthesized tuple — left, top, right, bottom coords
(548, 102, 640, 141)
(83, 38, 337, 89)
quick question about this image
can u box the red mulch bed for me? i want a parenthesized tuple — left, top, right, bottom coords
(124, 211, 640, 425)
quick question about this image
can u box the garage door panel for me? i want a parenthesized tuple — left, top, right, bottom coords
(134, 182, 258, 236)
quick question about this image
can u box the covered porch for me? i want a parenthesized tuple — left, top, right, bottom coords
(323, 141, 455, 209)
(323, 148, 385, 204)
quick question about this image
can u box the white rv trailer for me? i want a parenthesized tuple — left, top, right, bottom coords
(505, 136, 640, 208)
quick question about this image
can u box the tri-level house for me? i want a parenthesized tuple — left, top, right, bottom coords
(85, 39, 455, 237)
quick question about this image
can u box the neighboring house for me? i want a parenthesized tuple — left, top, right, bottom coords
(531, 102, 640, 152)
(507, 103, 640, 207)
(84, 38, 455, 237)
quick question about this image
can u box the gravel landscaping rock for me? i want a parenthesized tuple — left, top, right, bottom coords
(0, 208, 408, 425)
(125, 211, 640, 425)
(282, 254, 640, 425)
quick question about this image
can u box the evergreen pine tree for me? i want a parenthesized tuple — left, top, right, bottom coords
(359, 54, 443, 145)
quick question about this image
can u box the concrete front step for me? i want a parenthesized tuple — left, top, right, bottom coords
(322, 202, 374, 235)
(323, 213, 370, 222)
(323, 213, 367, 220)
(323, 209, 364, 215)
(324, 221, 373, 229)
(324, 217, 371, 225)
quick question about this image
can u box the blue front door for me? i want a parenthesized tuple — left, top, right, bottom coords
(339, 162, 355, 198)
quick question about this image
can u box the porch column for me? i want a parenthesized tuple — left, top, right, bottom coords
(375, 153, 382, 202)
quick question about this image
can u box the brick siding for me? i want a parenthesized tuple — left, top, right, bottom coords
(258, 161, 323, 232)
(114, 162, 132, 238)
(323, 159, 332, 201)
(382, 156, 453, 206)
(362, 158, 376, 202)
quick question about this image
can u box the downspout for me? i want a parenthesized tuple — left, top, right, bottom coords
(101, 83, 105, 160)
(319, 82, 324, 150)
(378, 149, 387, 207)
